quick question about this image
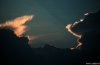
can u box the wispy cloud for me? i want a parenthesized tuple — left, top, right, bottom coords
(0, 15, 33, 37)
(66, 24, 81, 38)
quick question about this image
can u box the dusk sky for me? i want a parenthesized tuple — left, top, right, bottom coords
(0, 0, 100, 48)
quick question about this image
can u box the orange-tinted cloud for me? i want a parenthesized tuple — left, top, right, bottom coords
(66, 23, 82, 49)
(0, 15, 33, 37)
(66, 24, 81, 39)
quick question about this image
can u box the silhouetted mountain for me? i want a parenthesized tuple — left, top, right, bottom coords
(0, 28, 36, 65)
(0, 28, 81, 65)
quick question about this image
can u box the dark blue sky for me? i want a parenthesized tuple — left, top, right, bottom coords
(0, 0, 100, 48)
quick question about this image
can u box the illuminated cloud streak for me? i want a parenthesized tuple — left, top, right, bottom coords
(66, 23, 82, 49)
(66, 11, 100, 49)
(66, 23, 82, 39)
(0, 15, 33, 37)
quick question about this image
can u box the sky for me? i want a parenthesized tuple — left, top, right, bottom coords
(0, 0, 100, 48)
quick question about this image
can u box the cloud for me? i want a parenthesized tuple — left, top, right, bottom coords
(66, 24, 81, 39)
(66, 24, 82, 49)
(0, 15, 33, 37)
(66, 10, 100, 49)
(66, 11, 100, 35)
